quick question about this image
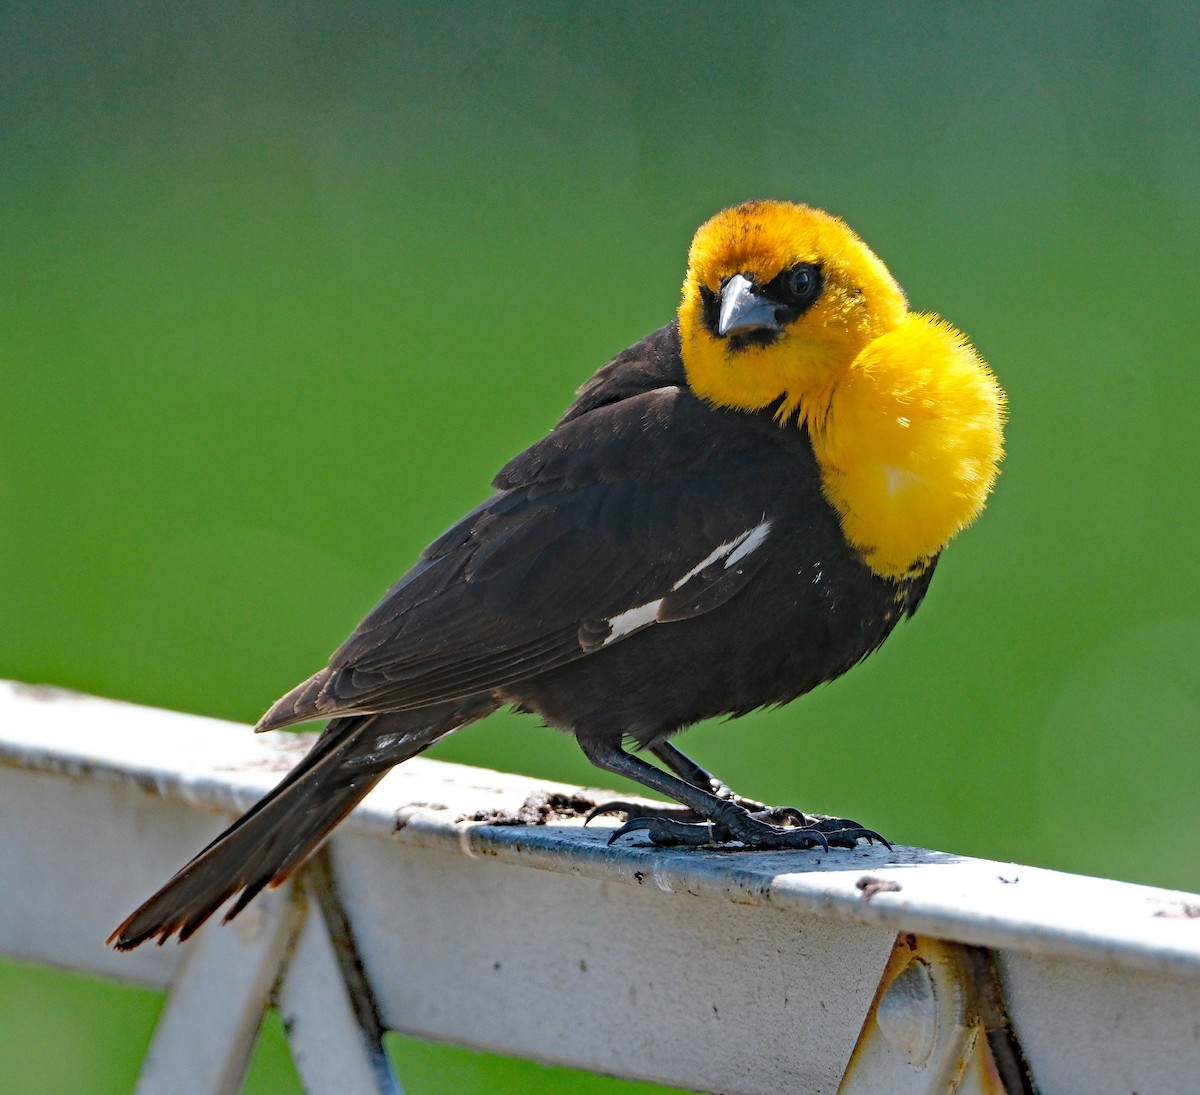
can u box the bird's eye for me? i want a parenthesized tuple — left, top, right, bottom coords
(781, 264, 820, 306)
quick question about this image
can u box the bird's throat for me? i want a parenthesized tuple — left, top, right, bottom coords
(803, 314, 1006, 580)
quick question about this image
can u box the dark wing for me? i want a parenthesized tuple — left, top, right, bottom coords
(260, 354, 789, 731)
(555, 323, 685, 426)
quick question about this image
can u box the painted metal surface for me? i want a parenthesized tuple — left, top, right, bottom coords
(839, 935, 1030, 1095)
(137, 885, 301, 1095)
(278, 860, 402, 1095)
(2, 680, 1199, 1093)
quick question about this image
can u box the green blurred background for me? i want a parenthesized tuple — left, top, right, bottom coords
(2, 2, 1198, 1091)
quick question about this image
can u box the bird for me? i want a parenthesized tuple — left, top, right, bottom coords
(110, 199, 1005, 950)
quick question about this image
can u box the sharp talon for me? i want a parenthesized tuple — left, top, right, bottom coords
(585, 801, 643, 825)
(805, 825, 832, 851)
(606, 816, 656, 845)
(807, 818, 892, 851)
(607, 816, 718, 847)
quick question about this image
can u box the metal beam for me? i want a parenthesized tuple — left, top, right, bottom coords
(1, 681, 1198, 1094)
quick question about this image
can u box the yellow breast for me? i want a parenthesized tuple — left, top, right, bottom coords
(806, 314, 1006, 579)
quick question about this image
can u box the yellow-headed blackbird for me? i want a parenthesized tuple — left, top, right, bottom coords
(111, 200, 1005, 950)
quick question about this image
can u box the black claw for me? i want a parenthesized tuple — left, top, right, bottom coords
(803, 816, 892, 851)
(607, 816, 718, 847)
(605, 817, 645, 844)
(585, 801, 643, 825)
(848, 829, 891, 851)
(775, 823, 829, 851)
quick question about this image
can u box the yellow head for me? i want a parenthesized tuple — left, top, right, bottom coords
(679, 200, 909, 415)
(678, 200, 1006, 579)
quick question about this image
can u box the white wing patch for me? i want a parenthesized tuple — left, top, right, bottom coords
(597, 519, 772, 648)
(670, 519, 772, 591)
(725, 519, 771, 568)
(602, 598, 665, 644)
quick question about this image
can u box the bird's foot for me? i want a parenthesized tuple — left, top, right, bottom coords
(588, 799, 889, 851)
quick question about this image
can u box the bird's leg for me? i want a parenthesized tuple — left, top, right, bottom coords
(652, 742, 808, 825)
(586, 741, 806, 828)
(650, 741, 884, 838)
(579, 738, 888, 851)
(653, 741, 747, 803)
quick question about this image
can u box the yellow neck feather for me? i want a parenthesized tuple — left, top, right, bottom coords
(802, 314, 1005, 579)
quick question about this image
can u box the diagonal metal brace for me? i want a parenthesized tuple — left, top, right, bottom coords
(135, 853, 399, 1095)
(278, 853, 402, 1095)
(839, 933, 1037, 1095)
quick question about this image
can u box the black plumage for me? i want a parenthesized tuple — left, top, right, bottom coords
(111, 322, 931, 950)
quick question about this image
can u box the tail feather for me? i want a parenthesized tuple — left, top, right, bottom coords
(255, 669, 336, 732)
(109, 699, 496, 950)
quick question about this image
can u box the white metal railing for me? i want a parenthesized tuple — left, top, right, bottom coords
(2, 679, 1199, 1094)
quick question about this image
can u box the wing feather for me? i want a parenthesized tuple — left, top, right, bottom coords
(261, 345, 792, 732)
